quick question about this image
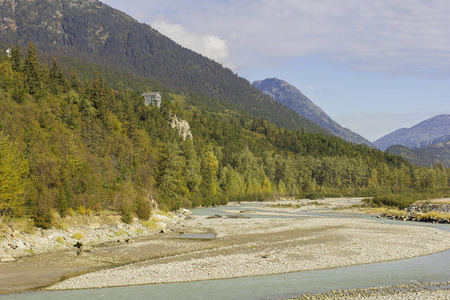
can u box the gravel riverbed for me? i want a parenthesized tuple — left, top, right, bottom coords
(47, 214, 450, 290)
(2, 198, 450, 296)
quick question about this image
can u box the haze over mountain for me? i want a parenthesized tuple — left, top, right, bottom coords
(374, 114, 450, 151)
(253, 78, 375, 147)
(0, 0, 326, 134)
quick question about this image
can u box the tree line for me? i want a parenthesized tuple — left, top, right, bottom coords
(0, 44, 448, 227)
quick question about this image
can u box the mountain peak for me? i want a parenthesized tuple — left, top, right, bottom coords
(374, 114, 450, 150)
(253, 78, 375, 147)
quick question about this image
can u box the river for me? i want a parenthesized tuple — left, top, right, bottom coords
(2, 202, 449, 300)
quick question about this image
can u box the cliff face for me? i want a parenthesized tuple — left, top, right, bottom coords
(171, 115, 193, 140)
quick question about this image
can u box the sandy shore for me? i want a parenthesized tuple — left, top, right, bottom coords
(47, 209, 450, 290)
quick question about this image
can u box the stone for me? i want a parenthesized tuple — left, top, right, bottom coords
(90, 222, 101, 229)
(0, 255, 16, 262)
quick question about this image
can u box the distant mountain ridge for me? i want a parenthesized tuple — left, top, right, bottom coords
(387, 140, 450, 168)
(253, 78, 375, 147)
(374, 114, 450, 151)
(0, 0, 326, 134)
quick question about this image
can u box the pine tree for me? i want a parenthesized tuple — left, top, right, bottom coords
(23, 43, 41, 96)
(10, 45, 22, 72)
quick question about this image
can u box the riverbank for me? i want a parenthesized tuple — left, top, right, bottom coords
(288, 281, 450, 299)
(1, 198, 450, 294)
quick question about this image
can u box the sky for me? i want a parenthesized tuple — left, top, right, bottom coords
(101, 0, 450, 142)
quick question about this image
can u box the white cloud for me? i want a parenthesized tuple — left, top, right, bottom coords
(144, 0, 450, 77)
(151, 20, 230, 65)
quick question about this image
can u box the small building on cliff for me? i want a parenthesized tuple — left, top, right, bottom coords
(142, 92, 162, 108)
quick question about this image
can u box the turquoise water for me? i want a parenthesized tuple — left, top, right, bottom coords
(2, 202, 449, 300)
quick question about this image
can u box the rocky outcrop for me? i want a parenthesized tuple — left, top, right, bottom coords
(378, 202, 450, 224)
(171, 115, 193, 140)
(406, 203, 450, 214)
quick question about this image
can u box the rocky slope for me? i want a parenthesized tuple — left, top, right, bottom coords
(253, 78, 375, 147)
(374, 114, 450, 150)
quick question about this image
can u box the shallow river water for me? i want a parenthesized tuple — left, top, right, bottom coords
(2, 202, 449, 300)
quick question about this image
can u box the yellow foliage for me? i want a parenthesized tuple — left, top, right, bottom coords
(0, 133, 29, 218)
(77, 205, 86, 215)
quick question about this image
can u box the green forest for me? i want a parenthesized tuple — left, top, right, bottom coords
(0, 44, 449, 227)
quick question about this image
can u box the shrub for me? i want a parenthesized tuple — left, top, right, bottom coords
(92, 202, 102, 212)
(77, 205, 86, 215)
(120, 204, 133, 224)
(68, 208, 75, 216)
(33, 208, 54, 229)
(135, 197, 151, 220)
(368, 195, 415, 209)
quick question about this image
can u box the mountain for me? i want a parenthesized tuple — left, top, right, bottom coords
(386, 140, 450, 168)
(253, 78, 375, 147)
(374, 114, 450, 151)
(0, 0, 327, 134)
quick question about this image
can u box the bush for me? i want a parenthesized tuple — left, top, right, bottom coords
(135, 197, 151, 220)
(120, 204, 133, 224)
(77, 205, 86, 215)
(33, 208, 55, 229)
(368, 195, 415, 209)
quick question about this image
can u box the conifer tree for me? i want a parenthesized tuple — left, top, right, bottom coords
(23, 43, 41, 96)
(9, 45, 21, 72)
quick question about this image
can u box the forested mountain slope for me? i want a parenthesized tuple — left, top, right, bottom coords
(0, 0, 326, 134)
(253, 78, 375, 147)
(387, 140, 450, 168)
(374, 114, 450, 150)
(2, 47, 445, 228)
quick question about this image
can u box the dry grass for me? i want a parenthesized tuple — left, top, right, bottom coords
(368, 207, 409, 216)
(56, 236, 65, 244)
(417, 212, 450, 221)
(72, 232, 83, 240)
(141, 220, 159, 229)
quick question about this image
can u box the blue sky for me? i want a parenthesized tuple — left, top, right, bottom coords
(101, 0, 450, 141)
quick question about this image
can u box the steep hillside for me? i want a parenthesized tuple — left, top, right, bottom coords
(374, 114, 450, 150)
(253, 78, 375, 147)
(0, 0, 326, 134)
(386, 144, 449, 168)
(0, 49, 418, 223)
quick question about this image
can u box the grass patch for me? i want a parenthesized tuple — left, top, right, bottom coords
(141, 220, 159, 229)
(267, 203, 303, 209)
(25, 248, 35, 254)
(56, 236, 65, 244)
(72, 232, 83, 240)
(417, 212, 450, 221)
(267, 201, 324, 209)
